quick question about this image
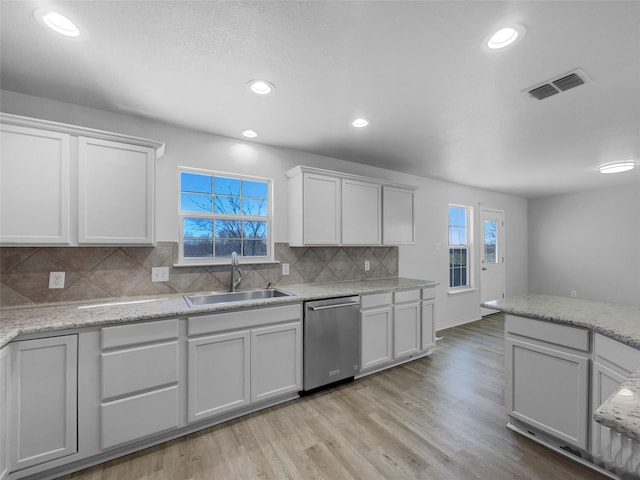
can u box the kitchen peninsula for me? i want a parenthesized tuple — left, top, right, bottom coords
(484, 294, 640, 478)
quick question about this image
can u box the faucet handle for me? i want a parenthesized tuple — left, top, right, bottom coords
(266, 281, 272, 289)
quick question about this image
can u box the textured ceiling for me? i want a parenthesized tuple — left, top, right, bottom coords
(1, 0, 639, 197)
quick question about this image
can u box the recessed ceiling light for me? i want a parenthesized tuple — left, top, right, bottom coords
(351, 118, 370, 128)
(242, 130, 258, 138)
(598, 161, 636, 174)
(483, 25, 526, 51)
(248, 80, 275, 95)
(34, 9, 81, 37)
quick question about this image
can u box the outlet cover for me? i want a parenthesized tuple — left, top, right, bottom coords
(152, 267, 170, 282)
(364, 260, 370, 272)
(282, 263, 290, 275)
(49, 272, 65, 289)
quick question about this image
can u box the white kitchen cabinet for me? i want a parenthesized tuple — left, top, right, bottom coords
(78, 137, 155, 245)
(393, 290, 421, 359)
(591, 333, 640, 458)
(0, 346, 8, 480)
(9, 335, 78, 470)
(382, 186, 415, 244)
(100, 320, 180, 449)
(0, 123, 71, 245)
(505, 315, 590, 451)
(421, 287, 437, 351)
(360, 293, 394, 371)
(187, 330, 251, 423)
(341, 178, 381, 245)
(251, 322, 302, 403)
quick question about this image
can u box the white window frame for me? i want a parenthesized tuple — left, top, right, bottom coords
(448, 204, 474, 292)
(177, 167, 274, 266)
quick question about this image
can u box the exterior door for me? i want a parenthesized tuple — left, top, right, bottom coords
(480, 208, 505, 316)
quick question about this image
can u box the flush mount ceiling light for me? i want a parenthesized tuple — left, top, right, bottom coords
(247, 80, 275, 95)
(482, 24, 526, 52)
(242, 129, 258, 138)
(34, 9, 81, 38)
(351, 118, 370, 128)
(598, 161, 636, 174)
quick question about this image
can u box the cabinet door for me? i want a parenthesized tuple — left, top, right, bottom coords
(0, 124, 71, 245)
(10, 335, 78, 470)
(251, 322, 302, 403)
(0, 347, 8, 480)
(591, 362, 627, 458)
(505, 337, 589, 450)
(78, 137, 155, 244)
(393, 302, 420, 358)
(187, 330, 250, 423)
(342, 179, 381, 245)
(303, 173, 340, 245)
(361, 306, 393, 371)
(421, 301, 436, 351)
(382, 186, 414, 245)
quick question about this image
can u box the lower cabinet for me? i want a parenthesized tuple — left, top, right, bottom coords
(393, 298, 421, 359)
(505, 315, 590, 451)
(360, 293, 394, 371)
(0, 347, 8, 480)
(9, 335, 78, 470)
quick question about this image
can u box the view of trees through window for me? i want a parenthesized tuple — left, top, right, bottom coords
(180, 171, 270, 259)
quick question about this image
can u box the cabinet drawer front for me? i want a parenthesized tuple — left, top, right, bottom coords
(421, 287, 436, 301)
(394, 289, 420, 304)
(595, 333, 640, 374)
(188, 304, 302, 336)
(506, 315, 590, 352)
(102, 319, 178, 349)
(360, 292, 392, 309)
(101, 386, 179, 449)
(101, 342, 178, 400)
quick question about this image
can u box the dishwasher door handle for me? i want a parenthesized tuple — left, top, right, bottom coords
(308, 301, 360, 311)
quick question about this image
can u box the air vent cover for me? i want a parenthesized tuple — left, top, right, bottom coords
(525, 69, 590, 100)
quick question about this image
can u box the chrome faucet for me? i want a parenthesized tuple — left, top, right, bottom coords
(229, 252, 242, 292)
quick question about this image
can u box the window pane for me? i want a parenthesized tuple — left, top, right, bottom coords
(243, 221, 266, 239)
(484, 220, 497, 264)
(214, 176, 240, 196)
(184, 239, 213, 257)
(184, 218, 213, 238)
(215, 239, 242, 257)
(215, 220, 241, 239)
(242, 198, 268, 216)
(181, 172, 212, 194)
(242, 180, 268, 199)
(449, 207, 465, 227)
(181, 193, 212, 213)
(214, 195, 241, 214)
(243, 239, 267, 256)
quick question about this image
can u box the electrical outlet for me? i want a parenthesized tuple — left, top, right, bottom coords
(570, 290, 577, 298)
(364, 260, 370, 272)
(282, 263, 290, 275)
(151, 267, 170, 282)
(49, 271, 65, 289)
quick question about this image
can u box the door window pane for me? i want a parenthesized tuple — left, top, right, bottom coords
(484, 220, 497, 264)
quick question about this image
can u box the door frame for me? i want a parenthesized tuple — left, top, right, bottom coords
(480, 208, 505, 316)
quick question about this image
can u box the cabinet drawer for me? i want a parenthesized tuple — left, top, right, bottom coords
(394, 289, 420, 304)
(102, 319, 178, 349)
(595, 333, 640, 374)
(101, 342, 178, 400)
(101, 385, 179, 449)
(188, 304, 302, 336)
(361, 292, 392, 309)
(421, 287, 436, 301)
(506, 315, 590, 352)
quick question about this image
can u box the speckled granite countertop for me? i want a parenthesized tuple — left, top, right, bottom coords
(0, 277, 437, 349)
(484, 294, 640, 443)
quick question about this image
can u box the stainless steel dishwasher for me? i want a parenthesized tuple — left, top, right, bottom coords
(303, 296, 360, 392)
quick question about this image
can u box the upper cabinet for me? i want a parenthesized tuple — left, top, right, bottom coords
(286, 166, 415, 247)
(0, 114, 164, 246)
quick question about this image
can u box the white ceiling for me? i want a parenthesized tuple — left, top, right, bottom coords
(1, 1, 639, 198)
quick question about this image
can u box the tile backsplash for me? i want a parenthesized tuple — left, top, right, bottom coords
(0, 242, 398, 308)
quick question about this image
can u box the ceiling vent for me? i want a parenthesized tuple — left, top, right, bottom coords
(525, 69, 590, 100)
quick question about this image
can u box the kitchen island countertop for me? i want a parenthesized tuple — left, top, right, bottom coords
(484, 293, 640, 443)
(0, 277, 438, 349)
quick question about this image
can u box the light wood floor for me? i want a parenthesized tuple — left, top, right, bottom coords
(60, 314, 607, 479)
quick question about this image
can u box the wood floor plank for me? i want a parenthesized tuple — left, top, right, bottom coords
(60, 314, 608, 480)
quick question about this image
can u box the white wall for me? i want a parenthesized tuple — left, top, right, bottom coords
(1, 89, 529, 328)
(528, 184, 640, 306)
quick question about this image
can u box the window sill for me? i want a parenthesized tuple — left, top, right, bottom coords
(174, 259, 280, 268)
(447, 287, 478, 297)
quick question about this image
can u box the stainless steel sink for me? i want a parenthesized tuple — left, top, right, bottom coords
(184, 288, 294, 307)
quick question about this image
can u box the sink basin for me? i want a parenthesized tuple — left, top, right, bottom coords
(184, 288, 294, 307)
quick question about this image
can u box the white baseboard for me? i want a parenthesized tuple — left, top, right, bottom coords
(436, 314, 481, 332)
